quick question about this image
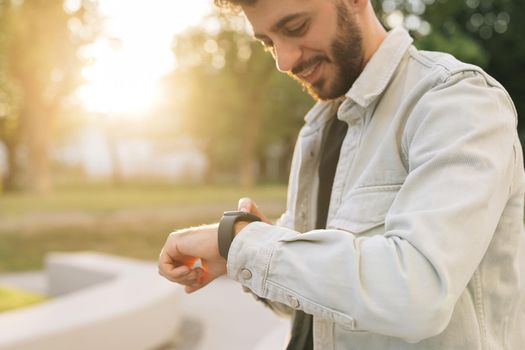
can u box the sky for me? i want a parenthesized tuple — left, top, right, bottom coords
(76, 0, 213, 115)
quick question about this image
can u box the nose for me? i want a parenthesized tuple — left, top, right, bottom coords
(273, 39, 301, 73)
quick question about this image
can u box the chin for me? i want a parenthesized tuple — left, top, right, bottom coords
(298, 74, 349, 101)
(311, 76, 351, 101)
(310, 86, 346, 102)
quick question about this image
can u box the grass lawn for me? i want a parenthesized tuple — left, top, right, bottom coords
(0, 183, 287, 217)
(0, 286, 47, 312)
(0, 183, 287, 272)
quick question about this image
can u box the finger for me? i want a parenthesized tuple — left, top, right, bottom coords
(184, 269, 215, 294)
(159, 238, 194, 276)
(158, 249, 176, 277)
(159, 247, 204, 282)
(238, 197, 253, 213)
(178, 270, 201, 285)
(162, 268, 201, 285)
(253, 207, 271, 224)
(159, 245, 186, 270)
(185, 285, 199, 294)
(159, 264, 191, 282)
(238, 198, 271, 224)
(238, 197, 260, 217)
(169, 264, 193, 279)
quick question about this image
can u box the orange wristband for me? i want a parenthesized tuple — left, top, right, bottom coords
(183, 257, 209, 283)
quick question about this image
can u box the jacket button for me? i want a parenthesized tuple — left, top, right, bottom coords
(240, 268, 252, 280)
(289, 296, 300, 309)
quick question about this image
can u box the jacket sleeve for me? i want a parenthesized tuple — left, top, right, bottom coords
(226, 71, 519, 342)
(237, 206, 296, 318)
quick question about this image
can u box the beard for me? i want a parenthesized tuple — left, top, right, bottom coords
(289, 2, 364, 101)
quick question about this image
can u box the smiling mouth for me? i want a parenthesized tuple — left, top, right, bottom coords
(297, 61, 321, 81)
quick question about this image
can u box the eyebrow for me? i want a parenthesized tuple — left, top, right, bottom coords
(253, 12, 308, 40)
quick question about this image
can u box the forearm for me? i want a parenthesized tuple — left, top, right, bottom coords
(226, 211, 503, 343)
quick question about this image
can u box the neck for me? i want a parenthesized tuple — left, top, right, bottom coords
(360, 8, 387, 68)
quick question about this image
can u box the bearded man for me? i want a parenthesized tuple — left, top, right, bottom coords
(158, 1, 525, 349)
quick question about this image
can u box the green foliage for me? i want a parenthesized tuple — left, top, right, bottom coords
(171, 1, 525, 186)
(416, 29, 489, 67)
(0, 0, 100, 192)
(374, 0, 525, 137)
(168, 11, 313, 184)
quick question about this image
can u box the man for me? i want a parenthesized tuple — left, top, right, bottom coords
(158, 0, 525, 349)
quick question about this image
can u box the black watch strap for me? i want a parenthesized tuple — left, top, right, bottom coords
(218, 211, 261, 260)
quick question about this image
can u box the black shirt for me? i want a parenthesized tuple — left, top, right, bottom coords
(286, 116, 348, 350)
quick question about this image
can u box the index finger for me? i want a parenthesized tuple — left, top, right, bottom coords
(158, 247, 190, 280)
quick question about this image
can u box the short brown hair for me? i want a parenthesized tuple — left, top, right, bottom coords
(214, 0, 257, 11)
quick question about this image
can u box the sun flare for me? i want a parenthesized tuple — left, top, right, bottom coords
(76, 0, 212, 115)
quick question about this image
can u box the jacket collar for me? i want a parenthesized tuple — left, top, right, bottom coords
(304, 27, 413, 129)
(346, 27, 413, 107)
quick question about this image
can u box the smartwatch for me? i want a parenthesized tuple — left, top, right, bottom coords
(218, 211, 261, 260)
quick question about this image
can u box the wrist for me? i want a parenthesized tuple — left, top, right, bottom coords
(234, 220, 250, 236)
(218, 211, 261, 260)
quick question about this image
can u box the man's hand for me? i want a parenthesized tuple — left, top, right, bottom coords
(158, 198, 271, 294)
(235, 197, 272, 235)
(158, 223, 226, 294)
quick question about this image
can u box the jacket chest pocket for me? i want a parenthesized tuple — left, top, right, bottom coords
(329, 184, 401, 236)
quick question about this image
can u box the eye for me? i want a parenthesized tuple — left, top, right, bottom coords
(285, 20, 309, 36)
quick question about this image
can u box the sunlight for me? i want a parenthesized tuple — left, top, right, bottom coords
(77, 0, 212, 115)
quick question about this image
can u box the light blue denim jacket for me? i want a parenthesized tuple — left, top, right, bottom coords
(227, 28, 525, 349)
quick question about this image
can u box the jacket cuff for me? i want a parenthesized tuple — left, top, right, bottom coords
(226, 222, 293, 296)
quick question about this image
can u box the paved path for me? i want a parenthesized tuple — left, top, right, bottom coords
(169, 277, 290, 350)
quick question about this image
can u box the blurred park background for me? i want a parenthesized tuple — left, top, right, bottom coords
(0, 0, 524, 289)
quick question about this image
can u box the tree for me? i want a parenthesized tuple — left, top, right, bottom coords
(170, 1, 525, 188)
(373, 0, 525, 139)
(0, 0, 99, 193)
(169, 12, 312, 187)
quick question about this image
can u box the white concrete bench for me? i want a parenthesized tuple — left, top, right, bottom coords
(0, 252, 183, 350)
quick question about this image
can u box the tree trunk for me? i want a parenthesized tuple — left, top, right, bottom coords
(106, 125, 123, 187)
(203, 140, 217, 185)
(238, 63, 274, 189)
(23, 105, 52, 195)
(239, 102, 261, 189)
(2, 139, 20, 191)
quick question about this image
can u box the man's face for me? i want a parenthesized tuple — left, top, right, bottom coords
(243, 0, 364, 101)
